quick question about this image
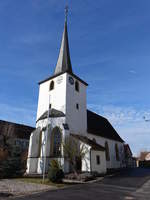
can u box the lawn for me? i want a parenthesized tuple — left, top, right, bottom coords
(15, 177, 65, 188)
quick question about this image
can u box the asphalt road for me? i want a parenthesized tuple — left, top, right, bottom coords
(6, 168, 150, 200)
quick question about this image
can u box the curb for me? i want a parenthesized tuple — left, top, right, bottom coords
(62, 176, 104, 184)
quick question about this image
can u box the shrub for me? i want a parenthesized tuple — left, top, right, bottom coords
(48, 160, 64, 183)
(0, 145, 25, 178)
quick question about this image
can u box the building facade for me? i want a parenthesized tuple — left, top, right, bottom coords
(0, 120, 34, 161)
(26, 12, 125, 175)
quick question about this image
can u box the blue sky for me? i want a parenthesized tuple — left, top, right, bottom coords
(0, 0, 150, 155)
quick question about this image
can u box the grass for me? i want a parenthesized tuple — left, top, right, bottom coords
(15, 177, 65, 188)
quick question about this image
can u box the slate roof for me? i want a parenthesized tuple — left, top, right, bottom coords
(124, 144, 133, 157)
(87, 110, 124, 143)
(38, 15, 88, 86)
(71, 134, 105, 151)
(37, 108, 65, 122)
(0, 120, 35, 139)
(54, 19, 73, 75)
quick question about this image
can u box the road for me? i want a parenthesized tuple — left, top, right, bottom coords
(4, 168, 150, 200)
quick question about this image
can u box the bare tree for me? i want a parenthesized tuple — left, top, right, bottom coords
(63, 136, 89, 175)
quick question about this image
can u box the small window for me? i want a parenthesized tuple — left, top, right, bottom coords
(105, 141, 110, 161)
(76, 103, 79, 110)
(75, 81, 79, 92)
(49, 104, 51, 109)
(92, 138, 96, 143)
(49, 81, 54, 91)
(96, 155, 100, 165)
(115, 144, 120, 161)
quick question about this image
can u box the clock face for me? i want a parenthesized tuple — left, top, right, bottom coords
(69, 76, 74, 85)
(57, 76, 63, 84)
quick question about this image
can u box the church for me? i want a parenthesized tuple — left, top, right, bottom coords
(26, 10, 125, 175)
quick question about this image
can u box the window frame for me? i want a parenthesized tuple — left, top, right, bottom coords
(105, 141, 110, 161)
(75, 81, 79, 92)
(50, 127, 62, 157)
(115, 143, 120, 161)
(96, 155, 100, 165)
(49, 80, 54, 91)
(76, 103, 79, 110)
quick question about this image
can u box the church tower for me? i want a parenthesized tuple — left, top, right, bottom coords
(26, 8, 88, 175)
(36, 8, 88, 136)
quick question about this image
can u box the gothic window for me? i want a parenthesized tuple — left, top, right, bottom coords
(50, 127, 62, 157)
(105, 141, 110, 161)
(49, 81, 54, 91)
(75, 81, 79, 92)
(115, 143, 120, 161)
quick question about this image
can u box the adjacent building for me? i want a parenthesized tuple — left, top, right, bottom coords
(0, 120, 34, 161)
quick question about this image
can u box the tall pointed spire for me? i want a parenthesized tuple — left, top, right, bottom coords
(54, 6, 73, 75)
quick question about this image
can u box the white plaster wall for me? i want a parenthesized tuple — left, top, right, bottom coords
(36, 72, 87, 136)
(81, 143, 91, 172)
(87, 133, 125, 169)
(37, 157, 66, 174)
(91, 150, 106, 174)
(66, 73, 87, 136)
(36, 117, 66, 157)
(36, 73, 67, 122)
(26, 158, 38, 174)
(26, 128, 41, 174)
(81, 142, 107, 174)
(35, 117, 70, 174)
(28, 129, 41, 158)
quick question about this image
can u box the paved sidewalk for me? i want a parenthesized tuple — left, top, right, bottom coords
(0, 179, 56, 197)
(133, 179, 150, 199)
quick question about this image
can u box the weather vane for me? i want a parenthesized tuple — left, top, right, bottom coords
(65, 5, 69, 21)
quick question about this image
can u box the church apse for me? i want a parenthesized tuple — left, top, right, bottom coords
(50, 127, 62, 157)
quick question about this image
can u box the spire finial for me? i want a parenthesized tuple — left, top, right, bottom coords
(54, 5, 72, 75)
(65, 5, 69, 22)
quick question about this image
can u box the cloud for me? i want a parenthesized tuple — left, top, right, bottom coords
(88, 104, 150, 155)
(129, 70, 136, 74)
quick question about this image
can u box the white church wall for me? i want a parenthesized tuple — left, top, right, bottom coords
(36, 73, 67, 122)
(34, 117, 70, 174)
(36, 117, 66, 157)
(66, 73, 87, 136)
(37, 157, 65, 174)
(91, 150, 106, 174)
(27, 130, 41, 158)
(26, 158, 38, 174)
(26, 129, 42, 174)
(87, 133, 124, 169)
(81, 142, 107, 174)
(36, 72, 87, 134)
(81, 143, 91, 172)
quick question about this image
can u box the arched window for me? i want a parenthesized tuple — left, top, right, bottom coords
(75, 81, 79, 92)
(105, 141, 110, 161)
(115, 144, 120, 161)
(92, 138, 96, 143)
(50, 127, 62, 157)
(49, 81, 54, 91)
